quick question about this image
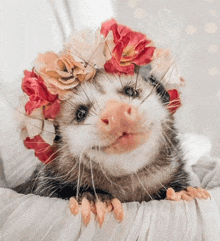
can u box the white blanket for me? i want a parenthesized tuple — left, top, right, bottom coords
(1, 156, 220, 241)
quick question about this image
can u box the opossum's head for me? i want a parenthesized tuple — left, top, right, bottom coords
(57, 68, 174, 176)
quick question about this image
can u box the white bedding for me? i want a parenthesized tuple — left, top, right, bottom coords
(1, 155, 220, 241)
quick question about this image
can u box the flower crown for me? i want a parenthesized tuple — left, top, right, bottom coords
(18, 19, 182, 164)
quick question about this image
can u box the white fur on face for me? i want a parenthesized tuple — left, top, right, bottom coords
(59, 72, 169, 176)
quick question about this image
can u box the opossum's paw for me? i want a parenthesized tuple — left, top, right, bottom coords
(69, 193, 124, 226)
(166, 187, 210, 201)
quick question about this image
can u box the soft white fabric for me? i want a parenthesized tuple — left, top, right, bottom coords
(0, 156, 220, 241)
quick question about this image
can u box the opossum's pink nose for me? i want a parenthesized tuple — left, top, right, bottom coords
(100, 100, 139, 135)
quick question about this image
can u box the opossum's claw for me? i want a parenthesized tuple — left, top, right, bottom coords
(69, 193, 124, 227)
(166, 187, 210, 201)
(69, 197, 79, 215)
(111, 198, 124, 222)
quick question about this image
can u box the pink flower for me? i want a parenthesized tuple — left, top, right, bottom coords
(24, 135, 56, 164)
(22, 70, 60, 118)
(101, 19, 156, 75)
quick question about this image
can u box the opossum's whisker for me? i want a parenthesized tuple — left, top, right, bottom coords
(104, 36, 113, 56)
(67, 37, 108, 73)
(161, 98, 181, 106)
(19, 142, 55, 145)
(100, 70, 113, 84)
(68, 43, 121, 103)
(19, 123, 58, 135)
(55, 158, 79, 182)
(64, 99, 78, 108)
(3, 88, 67, 128)
(89, 158, 98, 200)
(160, 62, 175, 84)
(139, 81, 160, 105)
(162, 122, 176, 136)
(38, 159, 78, 185)
(90, 82, 102, 111)
(30, 144, 68, 193)
(68, 37, 106, 70)
(98, 70, 124, 102)
(143, 166, 167, 195)
(160, 134, 173, 155)
(96, 143, 124, 190)
(118, 75, 124, 89)
(31, 167, 46, 194)
(48, 185, 62, 198)
(135, 172, 153, 200)
(162, 130, 179, 154)
(87, 41, 105, 64)
(67, 49, 96, 70)
(70, 89, 79, 96)
(5, 101, 46, 123)
(96, 143, 114, 185)
(135, 67, 139, 91)
(79, 164, 85, 188)
(78, 85, 98, 116)
(76, 153, 83, 200)
(88, 111, 97, 118)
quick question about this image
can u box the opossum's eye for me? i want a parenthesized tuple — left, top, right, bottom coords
(76, 106, 88, 122)
(124, 86, 139, 98)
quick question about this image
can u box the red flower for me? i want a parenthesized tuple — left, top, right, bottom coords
(168, 89, 181, 113)
(24, 135, 56, 164)
(101, 19, 156, 75)
(22, 70, 60, 118)
(43, 98, 60, 119)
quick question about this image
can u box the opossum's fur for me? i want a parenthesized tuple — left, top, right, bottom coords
(15, 70, 189, 202)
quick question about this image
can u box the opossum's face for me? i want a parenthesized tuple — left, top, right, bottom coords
(57, 71, 171, 176)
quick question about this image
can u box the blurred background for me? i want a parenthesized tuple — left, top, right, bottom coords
(1, 0, 220, 159)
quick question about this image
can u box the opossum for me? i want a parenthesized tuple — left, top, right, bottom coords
(14, 66, 210, 225)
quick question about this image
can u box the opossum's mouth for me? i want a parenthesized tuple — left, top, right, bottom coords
(100, 131, 148, 154)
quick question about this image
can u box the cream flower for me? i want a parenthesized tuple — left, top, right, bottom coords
(150, 49, 184, 89)
(64, 28, 114, 70)
(17, 95, 55, 145)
